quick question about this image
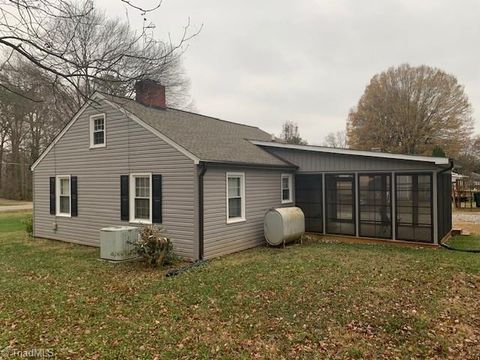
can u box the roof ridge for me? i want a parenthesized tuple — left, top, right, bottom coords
(102, 92, 268, 131)
(166, 107, 262, 130)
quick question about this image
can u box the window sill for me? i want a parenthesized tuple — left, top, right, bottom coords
(89, 144, 106, 149)
(129, 219, 152, 225)
(56, 213, 71, 218)
(226, 217, 246, 224)
(281, 200, 293, 205)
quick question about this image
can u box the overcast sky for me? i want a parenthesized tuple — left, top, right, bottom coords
(102, 0, 480, 144)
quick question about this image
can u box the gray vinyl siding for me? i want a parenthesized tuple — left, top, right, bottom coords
(203, 166, 294, 259)
(264, 148, 439, 172)
(33, 99, 196, 258)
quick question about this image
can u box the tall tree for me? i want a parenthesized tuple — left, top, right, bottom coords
(50, 1, 193, 109)
(322, 130, 347, 148)
(0, 106, 8, 190)
(0, 59, 69, 199)
(347, 64, 473, 157)
(455, 135, 480, 175)
(0, 0, 198, 104)
(280, 121, 307, 145)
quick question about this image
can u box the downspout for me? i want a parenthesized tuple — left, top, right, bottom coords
(198, 162, 207, 260)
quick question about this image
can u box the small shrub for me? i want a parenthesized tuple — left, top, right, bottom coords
(22, 214, 33, 237)
(130, 225, 176, 267)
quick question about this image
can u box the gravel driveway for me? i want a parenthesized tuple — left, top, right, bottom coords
(0, 203, 32, 212)
(453, 211, 480, 234)
(453, 212, 480, 223)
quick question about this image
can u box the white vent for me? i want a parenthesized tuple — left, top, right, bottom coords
(100, 226, 138, 261)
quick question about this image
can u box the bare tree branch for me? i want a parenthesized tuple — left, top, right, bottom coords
(280, 120, 307, 145)
(0, 0, 200, 104)
(120, 0, 162, 14)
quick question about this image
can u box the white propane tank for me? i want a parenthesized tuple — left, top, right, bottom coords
(264, 207, 305, 246)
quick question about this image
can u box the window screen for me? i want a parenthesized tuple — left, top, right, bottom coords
(281, 174, 292, 202)
(134, 176, 150, 220)
(59, 177, 70, 214)
(228, 176, 242, 218)
(90, 115, 105, 147)
(93, 118, 105, 145)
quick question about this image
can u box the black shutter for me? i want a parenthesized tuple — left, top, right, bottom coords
(71, 176, 78, 217)
(49, 177, 56, 215)
(152, 174, 162, 224)
(120, 175, 129, 221)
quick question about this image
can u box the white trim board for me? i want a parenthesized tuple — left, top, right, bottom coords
(281, 173, 293, 204)
(31, 92, 200, 171)
(250, 141, 450, 165)
(129, 172, 153, 224)
(89, 113, 107, 149)
(56, 174, 71, 217)
(226, 172, 246, 224)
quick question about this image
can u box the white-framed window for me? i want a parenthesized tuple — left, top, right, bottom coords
(281, 173, 293, 204)
(90, 114, 106, 148)
(226, 172, 245, 223)
(56, 175, 71, 217)
(129, 173, 152, 224)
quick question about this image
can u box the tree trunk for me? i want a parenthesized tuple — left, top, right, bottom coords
(0, 136, 4, 194)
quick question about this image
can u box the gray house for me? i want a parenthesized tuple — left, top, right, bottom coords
(31, 81, 453, 260)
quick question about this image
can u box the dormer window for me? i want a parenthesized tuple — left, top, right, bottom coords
(90, 114, 106, 148)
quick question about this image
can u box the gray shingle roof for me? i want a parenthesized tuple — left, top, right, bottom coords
(105, 95, 292, 167)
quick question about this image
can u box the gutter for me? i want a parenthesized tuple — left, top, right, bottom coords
(438, 159, 454, 174)
(197, 162, 207, 260)
(201, 159, 297, 170)
(251, 140, 450, 165)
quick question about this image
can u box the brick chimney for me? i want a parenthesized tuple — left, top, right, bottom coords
(135, 79, 166, 108)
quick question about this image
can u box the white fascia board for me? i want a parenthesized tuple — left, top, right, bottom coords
(251, 140, 450, 165)
(30, 93, 102, 171)
(99, 94, 200, 164)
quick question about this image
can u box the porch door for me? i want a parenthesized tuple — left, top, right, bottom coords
(325, 174, 356, 236)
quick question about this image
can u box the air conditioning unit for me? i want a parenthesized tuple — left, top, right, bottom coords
(100, 226, 138, 261)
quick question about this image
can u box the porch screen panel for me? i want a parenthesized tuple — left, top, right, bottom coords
(359, 174, 392, 239)
(437, 172, 452, 241)
(295, 174, 323, 232)
(325, 174, 355, 236)
(396, 174, 433, 242)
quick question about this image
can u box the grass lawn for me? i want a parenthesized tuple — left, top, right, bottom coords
(446, 235, 480, 251)
(1, 212, 480, 359)
(0, 211, 31, 233)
